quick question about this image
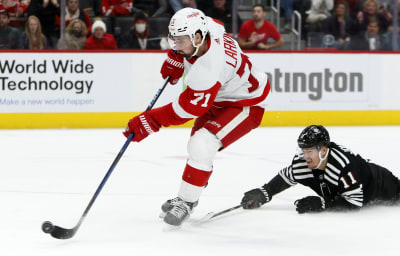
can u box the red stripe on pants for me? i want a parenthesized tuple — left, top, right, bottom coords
(182, 164, 212, 187)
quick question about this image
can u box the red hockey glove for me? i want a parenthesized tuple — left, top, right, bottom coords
(123, 112, 161, 142)
(160, 49, 184, 85)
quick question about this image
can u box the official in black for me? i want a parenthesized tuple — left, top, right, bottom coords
(241, 125, 400, 213)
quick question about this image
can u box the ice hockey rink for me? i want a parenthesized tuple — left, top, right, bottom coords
(1, 126, 400, 256)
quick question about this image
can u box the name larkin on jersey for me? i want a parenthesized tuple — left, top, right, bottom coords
(223, 33, 238, 68)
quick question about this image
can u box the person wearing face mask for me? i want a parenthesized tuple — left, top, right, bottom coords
(59, 18, 87, 49)
(118, 11, 161, 49)
(241, 125, 400, 214)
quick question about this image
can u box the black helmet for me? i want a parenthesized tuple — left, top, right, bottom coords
(297, 125, 330, 148)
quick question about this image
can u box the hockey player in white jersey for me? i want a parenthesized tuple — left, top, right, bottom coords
(123, 7, 271, 226)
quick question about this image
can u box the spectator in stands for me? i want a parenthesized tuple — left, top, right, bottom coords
(118, 11, 160, 49)
(132, 0, 169, 17)
(84, 18, 117, 49)
(55, 0, 92, 35)
(334, 0, 360, 17)
(238, 4, 283, 50)
(58, 18, 87, 49)
(306, 0, 334, 26)
(350, 20, 385, 50)
(205, 0, 241, 33)
(356, 0, 391, 33)
(387, 2, 399, 32)
(0, 0, 29, 26)
(169, 0, 195, 13)
(383, 11, 399, 50)
(0, 8, 22, 48)
(323, 0, 356, 49)
(101, 0, 132, 16)
(21, 15, 47, 49)
(281, 0, 294, 30)
(27, 0, 60, 48)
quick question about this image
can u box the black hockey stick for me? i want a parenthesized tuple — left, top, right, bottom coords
(196, 203, 245, 224)
(42, 78, 170, 239)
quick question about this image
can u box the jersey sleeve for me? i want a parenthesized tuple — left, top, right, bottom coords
(278, 165, 297, 186)
(263, 174, 292, 199)
(149, 82, 222, 127)
(335, 168, 364, 208)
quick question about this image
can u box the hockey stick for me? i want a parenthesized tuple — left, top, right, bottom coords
(42, 78, 170, 239)
(196, 203, 244, 224)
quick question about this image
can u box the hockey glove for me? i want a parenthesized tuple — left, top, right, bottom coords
(123, 112, 161, 142)
(160, 49, 184, 85)
(241, 187, 271, 209)
(294, 196, 326, 214)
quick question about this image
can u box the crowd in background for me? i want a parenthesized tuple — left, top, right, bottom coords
(0, 0, 399, 50)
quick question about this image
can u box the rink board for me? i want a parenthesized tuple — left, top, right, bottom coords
(1, 51, 400, 128)
(1, 110, 400, 129)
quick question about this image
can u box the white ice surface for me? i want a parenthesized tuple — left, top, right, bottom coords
(1, 126, 400, 256)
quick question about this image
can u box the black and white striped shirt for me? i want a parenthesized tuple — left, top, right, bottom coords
(279, 142, 368, 208)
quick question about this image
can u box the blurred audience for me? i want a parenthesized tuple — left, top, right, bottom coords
(0, 8, 22, 48)
(281, 0, 294, 30)
(197, 0, 212, 13)
(58, 18, 87, 49)
(27, 0, 60, 48)
(22, 15, 47, 49)
(101, 0, 132, 16)
(132, 0, 169, 17)
(323, 0, 356, 49)
(85, 18, 117, 49)
(350, 20, 385, 49)
(55, 0, 92, 35)
(306, 0, 334, 26)
(205, 0, 241, 33)
(0, 0, 29, 26)
(169, 0, 195, 13)
(118, 11, 160, 49)
(238, 4, 283, 50)
(356, 0, 391, 33)
(334, 0, 360, 17)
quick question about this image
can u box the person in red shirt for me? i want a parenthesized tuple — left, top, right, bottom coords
(101, 0, 132, 16)
(0, 0, 29, 26)
(84, 19, 118, 49)
(238, 4, 283, 50)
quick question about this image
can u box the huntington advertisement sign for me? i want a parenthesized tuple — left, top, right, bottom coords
(0, 52, 399, 113)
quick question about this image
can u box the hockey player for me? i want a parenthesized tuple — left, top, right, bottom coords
(241, 125, 400, 213)
(123, 7, 270, 226)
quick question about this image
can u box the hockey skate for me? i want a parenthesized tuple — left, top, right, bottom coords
(159, 197, 198, 218)
(161, 197, 197, 226)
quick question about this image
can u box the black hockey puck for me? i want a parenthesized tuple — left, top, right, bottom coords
(42, 221, 54, 234)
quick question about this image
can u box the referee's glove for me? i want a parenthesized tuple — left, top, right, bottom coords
(294, 196, 326, 214)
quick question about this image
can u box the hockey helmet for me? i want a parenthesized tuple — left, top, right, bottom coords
(297, 125, 330, 149)
(168, 8, 208, 55)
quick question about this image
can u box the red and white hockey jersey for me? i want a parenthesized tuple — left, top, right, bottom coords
(150, 18, 270, 127)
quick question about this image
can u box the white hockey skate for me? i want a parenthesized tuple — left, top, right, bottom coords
(160, 197, 197, 226)
(159, 197, 198, 218)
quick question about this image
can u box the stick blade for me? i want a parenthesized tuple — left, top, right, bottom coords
(50, 226, 77, 239)
(193, 212, 215, 225)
